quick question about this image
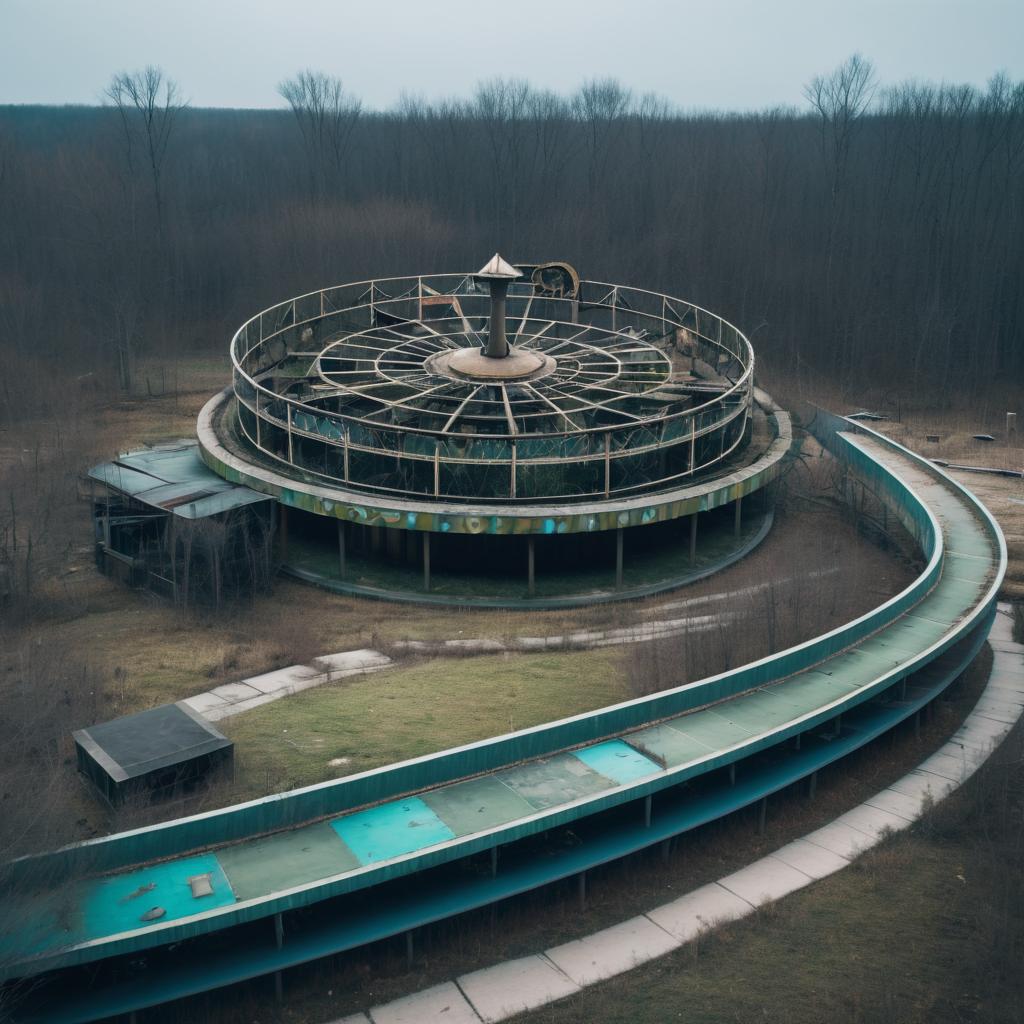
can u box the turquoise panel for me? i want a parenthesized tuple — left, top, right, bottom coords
(573, 740, 663, 785)
(81, 854, 235, 941)
(330, 796, 455, 864)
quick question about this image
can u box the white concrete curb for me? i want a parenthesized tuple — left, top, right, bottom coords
(330, 604, 1023, 1024)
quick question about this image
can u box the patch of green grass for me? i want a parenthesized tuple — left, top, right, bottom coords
(519, 833, 966, 1024)
(221, 648, 627, 798)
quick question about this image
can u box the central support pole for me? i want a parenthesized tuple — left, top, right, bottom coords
(689, 512, 698, 566)
(475, 253, 523, 359)
(337, 520, 346, 580)
(486, 277, 511, 358)
(734, 495, 742, 537)
(423, 532, 431, 591)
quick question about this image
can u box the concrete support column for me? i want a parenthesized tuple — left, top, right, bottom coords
(423, 533, 431, 591)
(644, 793, 652, 828)
(734, 495, 742, 537)
(337, 520, 346, 580)
(615, 528, 624, 589)
(528, 535, 535, 597)
(406, 930, 415, 968)
(578, 871, 587, 909)
(278, 504, 289, 562)
(808, 771, 818, 799)
(729, 762, 736, 786)
(386, 528, 402, 561)
(757, 797, 768, 834)
(689, 512, 698, 566)
(491, 846, 499, 878)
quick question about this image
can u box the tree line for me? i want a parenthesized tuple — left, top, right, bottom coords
(0, 56, 1022, 419)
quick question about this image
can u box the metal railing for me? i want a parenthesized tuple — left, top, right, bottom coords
(228, 275, 756, 504)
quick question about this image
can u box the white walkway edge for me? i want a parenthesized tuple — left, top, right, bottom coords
(331, 604, 1023, 1024)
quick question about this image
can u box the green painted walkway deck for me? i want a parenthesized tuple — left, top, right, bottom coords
(2, 425, 1004, 1002)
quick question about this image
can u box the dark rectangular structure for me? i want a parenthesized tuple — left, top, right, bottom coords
(73, 702, 234, 804)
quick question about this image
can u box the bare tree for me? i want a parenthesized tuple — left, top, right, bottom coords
(571, 78, 634, 194)
(279, 70, 362, 198)
(104, 66, 186, 241)
(804, 53, 877, 201)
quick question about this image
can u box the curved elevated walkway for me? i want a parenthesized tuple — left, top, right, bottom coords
(1, 419, 1006, 1023)
(343, 604, 1024, 1024)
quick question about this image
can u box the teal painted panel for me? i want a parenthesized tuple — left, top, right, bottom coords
(573, 740, 662, 785)
(330, 797, 455, 864)
(81, 854, 234, 943)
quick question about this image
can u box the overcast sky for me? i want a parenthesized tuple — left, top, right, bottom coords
(2, 0, 1022, 111)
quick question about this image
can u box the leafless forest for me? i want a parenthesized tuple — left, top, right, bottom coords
(1, 57, 1022, 423)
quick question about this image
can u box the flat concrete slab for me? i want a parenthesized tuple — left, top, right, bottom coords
(802, 820, 874, 860)
(886, 769, 949, 803)
(645, 882, 751, 942)
(207, 681, 264, 703)
(835, 803, 913, 840)
(719, 856, 814, 906)
(973, 706, 1021, 726)
(974, 698, 1024, 722)
(318, 649, 391, 672)
(941, 740, 990, 768)
(769, 839, 850, 879)
(989, 639, 1024, 654)
(242, 665, 316, 695)
(180, 691, 229, 714)
(203, 692, 282, 721)
(369, 981, 480, 1024)
(458, 955, 579, 1023)
(955, 715, 1011, 744)
(545, 915, 677, 986)
(916, 750, 973, 782)
(863, 787, 924, 821)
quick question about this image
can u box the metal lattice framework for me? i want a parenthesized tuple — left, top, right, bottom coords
(230, 272, 755, 504)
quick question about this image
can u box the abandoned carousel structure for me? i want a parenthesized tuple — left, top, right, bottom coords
(92, 256, 792, 605)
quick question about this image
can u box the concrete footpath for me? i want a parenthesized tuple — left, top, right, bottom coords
(331, 603, 1023, 1024)
(180, 571, 840, 722)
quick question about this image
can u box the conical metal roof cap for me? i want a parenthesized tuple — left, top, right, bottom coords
(475, 253, 522, 280)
